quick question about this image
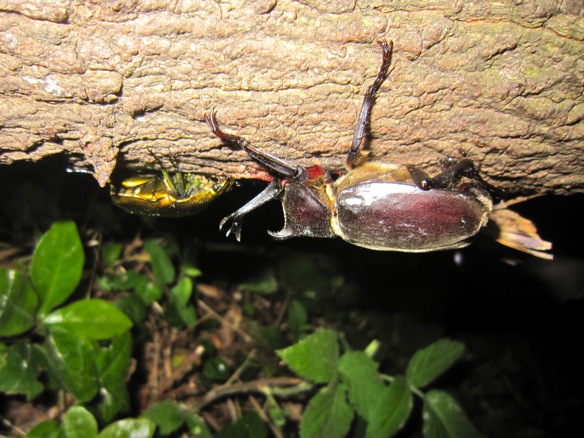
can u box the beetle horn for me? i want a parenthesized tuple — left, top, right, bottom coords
(267, 183, 335, 240)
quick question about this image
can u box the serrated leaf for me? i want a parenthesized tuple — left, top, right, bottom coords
(63, 406, 98, 438)
(44, 326, 99, 402)
(97, 418, 156, 438)
(300, 383, 354, 438)
(423, 390, 483, 438)
(338, 351, 384, 421)
(31, 221, 84, 316)
(144, 239, 175, 286)
(0, 341, 44, 399)
(0, 268, 39, 336)
(43, 299, 133, 340)
(365, 376, 413, 438)
(277, 329, 339, 384)
(406, 339, 465, 388)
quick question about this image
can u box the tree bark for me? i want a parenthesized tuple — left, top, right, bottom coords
(0, 0, 582, 194)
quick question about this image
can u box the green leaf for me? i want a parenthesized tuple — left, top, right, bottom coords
(239, 269, 278, 295)
(141, 401, 212, 437)
(104, 271, 143, 291)
(182, 264, 202, 278)
(300, 383, 354, 438)
(44, 326, 99, 402)
(287, 299, 309, 338)
(135, 276, 162, 304)
(115, 294, 148, 323)
(406, 339, 465, 388)
(30, 221, 84, 316)
(142, 401, 189, 435)
(202, 356, 232, 383)
(144, 239, 175, 286)
(277, 253, 333, 309)
(277, 329, 339, 384)
(184, 413, 213, 438)
(338, 351, 384, 421)
(97, 418, 156, 438)
(0, 341, 44, 399)
(26, 420, 60, 438)
(248, 324, 287, 350)
(43, 299, 133, 340)
(0, 268, 39, 336)
(101, 242, 123, 268)
(423, 390, 483, 438)
(165, 276, 197, 328)
(365, 376, 413, 438)
(63, 406, 98, 438)
(216, 411, 268, 438)
(95, 332, 132, 422)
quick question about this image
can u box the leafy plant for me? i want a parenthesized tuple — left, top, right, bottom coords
(277, 330, 481, 438)
(1, 223, 484, 437)
(0, 222, 133, 421)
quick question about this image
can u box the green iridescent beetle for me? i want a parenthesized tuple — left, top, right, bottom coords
(111, 164, 233, 217)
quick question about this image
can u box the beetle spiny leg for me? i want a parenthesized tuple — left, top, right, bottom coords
(409, 157, 506, 200)
(219, 180, 282, 241)
(347, 39, 394, 168)
(206, 109, 307, 181)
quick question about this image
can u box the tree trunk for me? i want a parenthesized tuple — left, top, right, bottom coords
(1, 0, 582, 195)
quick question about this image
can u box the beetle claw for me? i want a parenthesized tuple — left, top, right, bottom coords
(219, 214, 243, 241)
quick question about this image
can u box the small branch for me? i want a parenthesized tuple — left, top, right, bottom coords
(196, 377, 312, 409)
(197, 299, 254, 343)
(0, 415, 26, 437)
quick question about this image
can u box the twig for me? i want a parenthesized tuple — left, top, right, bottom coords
(197, 377, 312, 409)
(0, 414, 26, 436)
(197, 299, 254, 343)
(224, 349, 257, 386)
(156, 344, 205, 399)
(249, 395, 283, 438)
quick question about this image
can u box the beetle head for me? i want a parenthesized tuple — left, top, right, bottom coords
(268, 182, 335, 240)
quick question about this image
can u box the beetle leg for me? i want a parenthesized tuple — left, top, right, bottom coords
(408, 159, 478, 190)
(346, 40, 394, 168)
(205, 109, 307, 181)
(219, 179, 281, 241)
(407, 158, 506, 199)
(406, 166, 433, 190)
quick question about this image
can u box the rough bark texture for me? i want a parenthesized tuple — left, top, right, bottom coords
(0, 0, 582, 194)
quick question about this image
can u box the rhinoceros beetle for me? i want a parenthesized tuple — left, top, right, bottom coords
(205, 40, 552, 258)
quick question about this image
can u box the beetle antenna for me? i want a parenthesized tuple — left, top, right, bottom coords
(146, 147, 166, 169)
(346, 39, 394, 168)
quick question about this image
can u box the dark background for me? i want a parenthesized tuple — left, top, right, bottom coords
(1, 157, 583, 437)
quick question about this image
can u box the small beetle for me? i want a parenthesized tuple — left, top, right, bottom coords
(205, 40, 552, 258)
(110, 159, 232, 217)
